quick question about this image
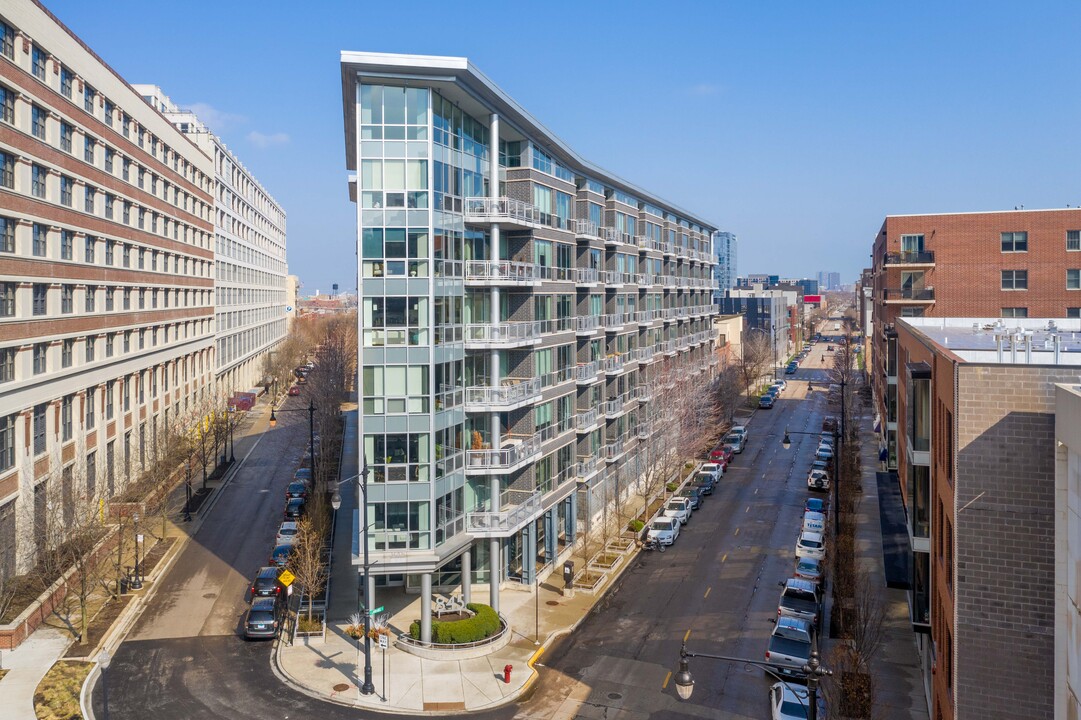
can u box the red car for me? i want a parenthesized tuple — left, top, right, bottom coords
(709, 446, 734, 467)
(288, 385, 301, 396)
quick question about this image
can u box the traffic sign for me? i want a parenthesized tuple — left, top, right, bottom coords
(378, 634, 389, 649)
(278, 569, 296, 587)
(368, 605, 384, 616)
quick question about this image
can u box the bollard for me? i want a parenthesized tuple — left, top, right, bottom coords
(503, 664, 513, 684)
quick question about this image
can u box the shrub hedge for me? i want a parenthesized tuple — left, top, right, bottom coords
(627, 519, 645, 532)
(409, 602, 501, 644)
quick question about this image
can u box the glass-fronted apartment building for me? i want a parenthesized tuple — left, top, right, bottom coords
(340, 53, 718, 629)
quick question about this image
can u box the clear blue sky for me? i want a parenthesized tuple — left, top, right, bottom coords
(45, 0, 1081, 290)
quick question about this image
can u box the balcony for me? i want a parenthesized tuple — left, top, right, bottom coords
(464, 260, 541, 286)
(602, 270, 635, 287)
(465, 321, 543, 348)
(576, 455, 603, 483)
(601, 313, 630, 330)
(465, 433, 541, 475)
(574, 267, 600, 285)
(466, 490, 542, 538)
(632, 345, 655, 363)
(632, 384, 653, 403)
(636, 422, 654, 440)
(882, 287, 935, 304)
(603, 439, 626, 462)
(602, 353, 625, 374)
(603, 396, 625, 418)
(884, 250, 935, 266)
(464, 377, 542, 412)
(576, 315, 601, 335)
(576, 408, 600, 431)
(575, 361, 601, 384)
(463, 197, 542, 229)
(661, 240, 675, 256)
(573, 219, 601, 241)
(602, 227, 632, 246)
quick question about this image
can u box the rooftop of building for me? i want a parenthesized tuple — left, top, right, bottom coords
(898, 317, 1081, 365)
(339, 52, 718, 233)
(885, 206, 1081, 219)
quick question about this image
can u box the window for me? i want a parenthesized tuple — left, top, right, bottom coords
(0, 20, 13, 60)
(32, 105, 46, 139)
(85, 186, 96, 213)
(33, 343, 47, 374)
(32, 284, 47, 315)
(104, 100, 114, 127)
(60, 176, 73, 206)
(105, 381, 114, 419)
(0, 282, 13, 317)
(1001, 230, 1028, 252)
(0, 342, 13, 383)
(105, 333, 114, 357)
(85, 388, 96, 428)
(104, 147, 114, 173)
(60, 230, 73, 259)
(122, 159, 130, 182)
(123, 288, 131, 311)
(105, 240, 114, 265)
(1068, 308, 1081, 319)
(33, 404, 47, 454)
(122, 377, 130, 411)
(32, 45, 46, 81)
(122, 244, 131, 268)
(84, 137, 96, 164)
(33, 223, 47, 256)
(60, 122, 73, 152)
(85, 336, 95, 362)
(122, 114, 130, 138)
(0, 217, 11, 253)
(104, 194, 114, 219)
(84, 84, 96, 114)
(61, 396, 73, 442)
(61, 338, 73, 368)
(0, 84, 13, 124)
(61, 285, 73, 313)
(1001, 270, 1027, 290)
(85, 235, 95, 263)
(85, 285, 96, 312)
(60, 66, 73, 98)
(0, 414, 13, 472)
(87, 451, 96, 495)
(1002, 307, 1028, 318)
(1070, 269, 1081, 290)
(32, 165, 47, 198)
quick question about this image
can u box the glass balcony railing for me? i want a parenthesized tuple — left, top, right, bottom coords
(463, 197, 541, 226)
(576, 408, 599, 430)
(576, 315, 600, 334)
(465, 433, 541, 472)
(575, 361, 600, 383)
(464, 321, 542, 346)
(883, 287, 935, 302)
(884, 250, 935, 265)
(464, 377, 542, 410)
(573, 219, 600, 239)
(463, 260, 540, 284)
(466, 490, 542, 537)
(576, 455, 602, 481)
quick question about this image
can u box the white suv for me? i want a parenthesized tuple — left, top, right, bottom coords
(664, 497, 692, 525)
(648, 517, 680, 546)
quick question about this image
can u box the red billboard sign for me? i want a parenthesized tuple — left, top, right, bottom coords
(804, 294, 822, 304)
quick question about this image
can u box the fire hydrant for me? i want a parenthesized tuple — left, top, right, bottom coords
(503, 664, 513, 684)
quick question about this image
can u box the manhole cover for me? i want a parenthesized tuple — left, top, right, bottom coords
(202, 592, 217, 599)
(333, 683, 351, 692)
(546, 600, 559, 606)
(608, 692, 623, 700)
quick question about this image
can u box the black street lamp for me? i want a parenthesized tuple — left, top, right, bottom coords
(229, 408, 236, 463)
(130, 512, 142, 590)
(99, 650, 111, 720)
(269, 398, 316, 492)
(331, 462, 375, 696)
(675, 642, 831, 720)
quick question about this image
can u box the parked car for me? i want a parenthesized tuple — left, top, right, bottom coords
(794, 556, 824, 586)
(766, 617, 815, 677)
(699, 462, 724, 480)
(759, 395, 775, 409)
(785, 362, 798, 375)
(815, 446, 834, 463)
(250, 566, 285, 598)
(803, 510, 826, 534)
(709, 446, 734, 466)
(288, 385, 301, 396)
(730, 425, 748, 444)
(692, 473, 717, 496)
(774, 379, 787, 391)
(818, 432, 835, 448)
(679, 485, 707, 510)
(647, 517, 680, 547)
(244, 596, 282, 640)
(270, 544, 293, 567)
(723, 432, 745, 453)
(796, 531, 826, 560)
(276, 521, 299, 546)
(284, 497, 307, 520)
(805, 497, 828, 516)
(293, 468, 312, 484)
(777, 577, 822, 627)
(664, 497, 692, 525)
(807, 469, 830, 491)
(285, 481, 309, 500)
(770, 680, 826, 720)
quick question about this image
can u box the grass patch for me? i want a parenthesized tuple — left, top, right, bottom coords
(63, 595, 131, 658)
(34, 659, 91, 720)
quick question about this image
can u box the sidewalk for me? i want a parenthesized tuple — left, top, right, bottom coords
(853, 403, 930, 720)
(0, 626, 71, 720)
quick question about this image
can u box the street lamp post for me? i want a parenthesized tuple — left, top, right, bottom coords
(331, 463, 375, 696)
(229, 408, 236, 463)
(131, 512, 142, 590)
(183, 460, 193, 522)
(99, 650, 111, 720)
(269, 399, 316, 492)
(675, 642, 831, 720)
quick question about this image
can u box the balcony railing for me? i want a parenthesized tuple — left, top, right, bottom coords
(632, 384, 653, 403)
(464, 378, 542, 410)
(466, 490, 542, 537)
(464, 260, 540, 285)
(884, 250, 935, 265)
(576, 455, 602, 482)
(882, 287, 935, 302)
(465, 433, 541, 473)
(601, 227, 632, 246)
(603, 439, 626, 461)
(632, 345, 655, 363)
(573, 219, 600, 240)
(603, 354, 625, 373)
(602, 270, 634, 286)
(601, 312, 629, 329)
(574, 267, 599, 284)
(576, 315, 600, 334)
(576, 408, 599, 431)
(463, 197, 541, 226)
(603, 396, 624, 418)
(575, 361, 600, 384)
(464, 321, 542, 347)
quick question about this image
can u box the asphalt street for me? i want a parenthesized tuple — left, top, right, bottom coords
(91, 338, 842, 720)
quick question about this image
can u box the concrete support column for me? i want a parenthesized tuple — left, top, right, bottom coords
(566, 494, 577, 543)
(523, 521, 536, 584)
(544, 510, 556, 563)
(461, 546, 472, 605)
(489, 537, 500, 613)
(420, 572, 432, 644)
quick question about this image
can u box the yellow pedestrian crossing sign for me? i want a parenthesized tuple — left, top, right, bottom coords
(278, 570, 296, 587)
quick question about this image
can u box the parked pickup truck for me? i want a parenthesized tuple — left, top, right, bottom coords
(777, 578, 821, 627)
(765, 617, 815, 677)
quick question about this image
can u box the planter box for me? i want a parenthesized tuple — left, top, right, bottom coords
(606, 538, 635, 554)
(589, 553, 623, 573)
(573, 571, 607, 595)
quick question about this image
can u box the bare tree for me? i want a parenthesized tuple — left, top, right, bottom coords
(737, 330, 773, 404)
(711, 365, 744, 426)
(289, 516, 328, 622)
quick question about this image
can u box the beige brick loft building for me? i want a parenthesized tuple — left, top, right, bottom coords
(0, 1, 217, 577)
(341, 53, 719, 643)
(892, 316, 1081, 720)
(135, 84, 288, 394)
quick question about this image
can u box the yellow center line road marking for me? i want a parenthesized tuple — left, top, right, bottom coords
(722, 553, 728, 563)
(662, 671, 672, 689)
(684, 629, 691, 642)
(704, 586, 712, 599)
(746, 506, 750, 513)
(734, 527, 740, 536)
